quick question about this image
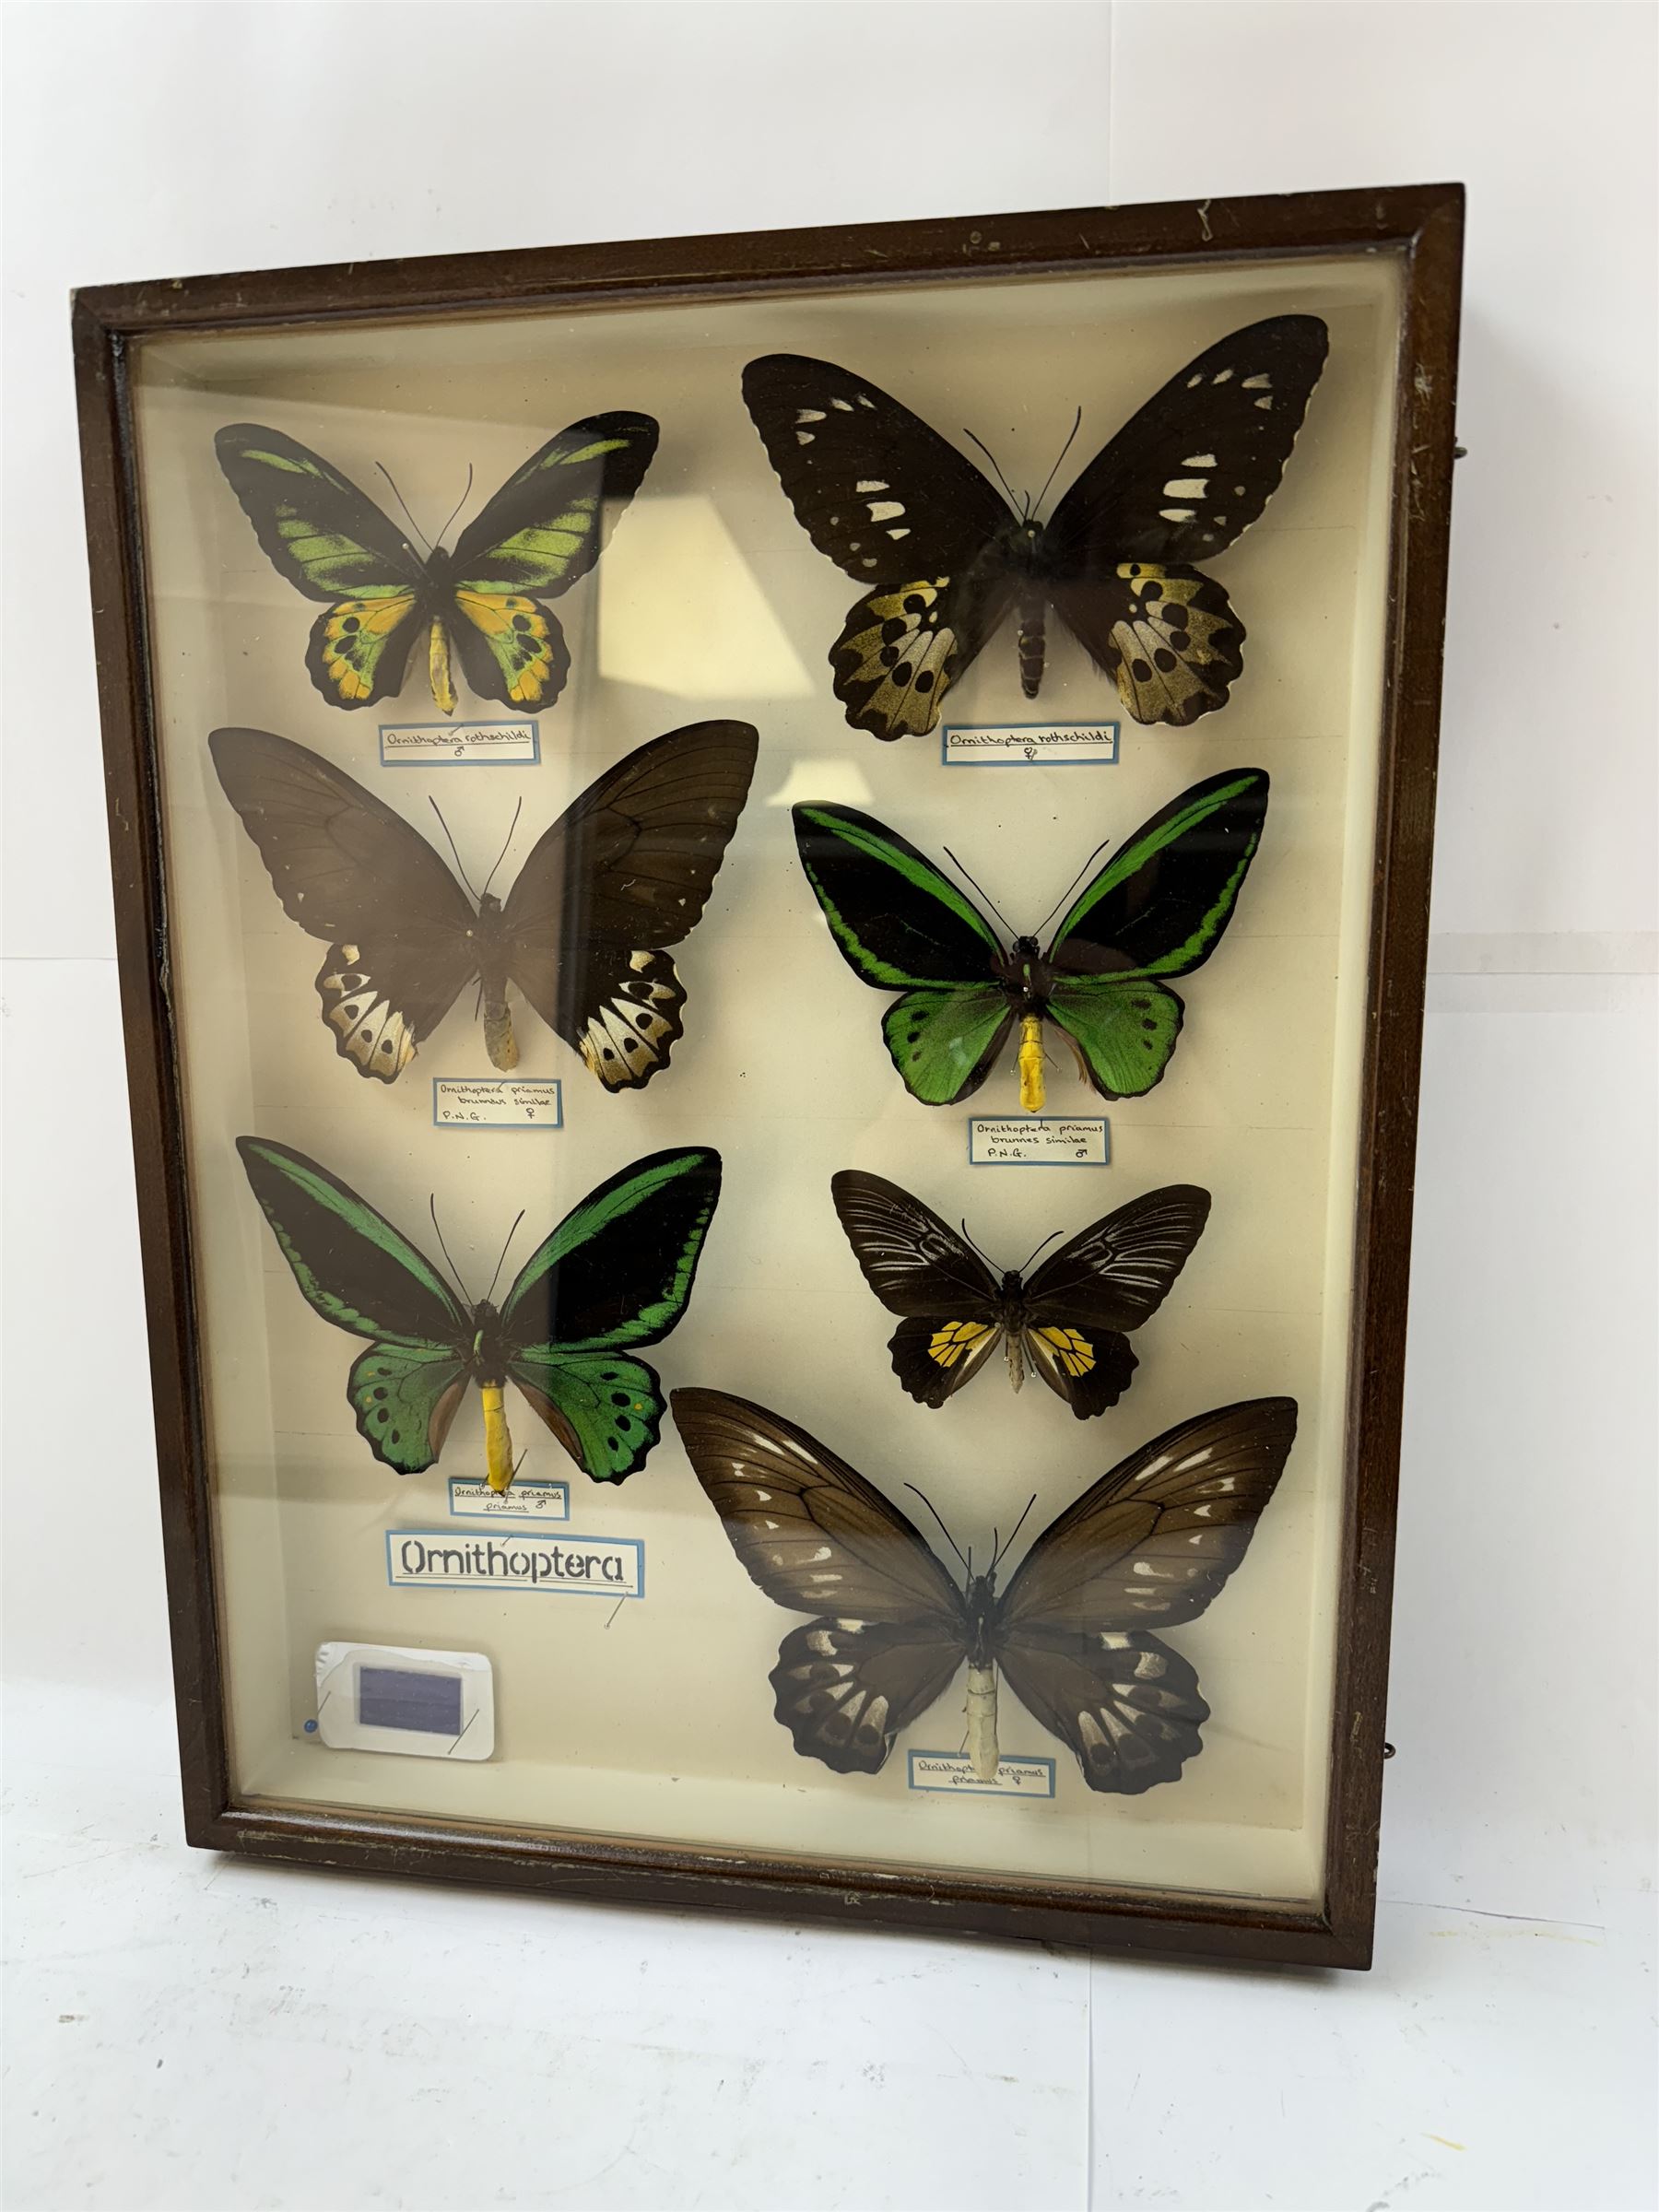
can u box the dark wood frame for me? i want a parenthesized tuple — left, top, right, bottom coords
(73, 182, 1463, 1970)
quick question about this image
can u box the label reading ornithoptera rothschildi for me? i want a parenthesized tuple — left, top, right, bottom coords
(969, 1117, 1110, 1166)
(908, 1752, 1056, 1798)
(379, 719, 540, 767)
(941, 721, 1119, 767)
(386, 1528, 643, 1598)
(446, 1477, 571, 1523)
(433, 1077, 562, 1129)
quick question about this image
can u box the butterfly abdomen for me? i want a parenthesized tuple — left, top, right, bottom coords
(1017, 592, 1046, 699)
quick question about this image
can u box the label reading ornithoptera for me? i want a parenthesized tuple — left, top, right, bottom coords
(941, 721, 1119, 767)
(379, 719, 540, 767)
(433, 1078, 562, 1129)
(446, 1477, 571, 1523)
(908, 1752, 1056, 1798)
(387, 1529, 643, 1599)
(969, 1117, 1110, 1166)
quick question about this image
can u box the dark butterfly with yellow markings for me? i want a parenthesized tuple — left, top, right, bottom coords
(742, 318, 1326, 738)
(672, 1389, 1297, 1792)
(241, 1138, 721, 1490)
(830, 1171, 1210, 1415)
(210, 721, 757, 1086)
(216, 414, 658, 713)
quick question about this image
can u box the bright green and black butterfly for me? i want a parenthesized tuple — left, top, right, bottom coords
(792, 770, 1268, 1110)
(216, 414, 658, 714)
(238, 1137, 720, 1489)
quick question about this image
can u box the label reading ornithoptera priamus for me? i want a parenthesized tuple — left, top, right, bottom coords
(941, 721, 1119, 767)
(432, 1077, 562, 1129)
(908, 1752, 1056, 1798)
(446, 1477, 570, 1523)
(379, 719, 540, 767)
(969, 1117, 1110, 1166)
(386, 1529, 643, 1598)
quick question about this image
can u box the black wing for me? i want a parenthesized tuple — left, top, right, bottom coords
(499, 722, 758, 1089)
(830, 1171, 1000, 1317)
(449, 411, 660, 594)
(743, 354, 1018, 737)
(209, 728, 479, 1081)
(673, 1390, 970, 1774)
(1020, 1182, 1211, 1414)
(214, 424, 428, 600)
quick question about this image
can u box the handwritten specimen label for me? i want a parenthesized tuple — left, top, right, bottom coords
(386, 1529, 643, 1599)
(433, 1078, 562, 1129)
(941, 722, 1119, 767)
(446, 1477, 570, 1523)
(380, 719, 540, 767)
(908, 1752, 1056, 1798)
(969, 1117, 1111, 1166)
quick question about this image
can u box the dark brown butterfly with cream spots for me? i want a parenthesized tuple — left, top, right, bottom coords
(742, 318, 1327, 739)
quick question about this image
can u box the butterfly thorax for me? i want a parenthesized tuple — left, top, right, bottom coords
(997, 937, 1053, 1015)
(466, 1300, 508, 1387)
(963, 1571, 1003, 1670)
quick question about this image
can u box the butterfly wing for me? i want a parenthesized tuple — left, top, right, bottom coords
(1019, 1183, 1212, 1417)
(672, 1389, 970, 1773)
(210, 728, 480, 1081)
(793, 803, 1013, 1104)
(215, 425, 429, 710)
(446, 412, 659, 710)
(236, 1136, 471, 1475)
(743, 354, 1017, 737)
(1042, 316, 1328, 724)
(991, 1398, 1298, 1792)
(1040, 769, 1269, 1100)
(830, 1171, 1006, 1406)
(497, 1147, 721, 1482)
(499, 722, 758, 1089)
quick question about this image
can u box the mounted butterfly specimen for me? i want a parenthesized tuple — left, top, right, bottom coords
(672, 1390, 1297, 1792)
(793, 768, 1268, 1111)
(831, 1172, 1210, 1415)
(216, 414, 658, 713)
(211, 721, 758, 1087)
(240, 1138, 721, 1490)
(742, 319, 1326, 738)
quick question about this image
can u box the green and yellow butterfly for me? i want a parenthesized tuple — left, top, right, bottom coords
(238, 1137, 720, 1489)
(216, 414, 658, 714)
(792, 770, 1269, 1111)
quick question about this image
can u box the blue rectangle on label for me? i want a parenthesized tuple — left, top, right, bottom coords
(358, 1665, 463, 1735)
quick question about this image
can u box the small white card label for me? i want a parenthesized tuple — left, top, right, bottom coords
(447, 1477, 570, 1522)
(380, 719, 540, 767)
(387, 1528, 643, 1598)
(941, 721, 1119, 767)
(969, 1116, 1111, 1166)
(908, 1752, 1056, 1798)
(433, 1077, 562, 1129)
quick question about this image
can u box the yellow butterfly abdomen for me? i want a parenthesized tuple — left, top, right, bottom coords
(1018, 1013, 1046, 1112)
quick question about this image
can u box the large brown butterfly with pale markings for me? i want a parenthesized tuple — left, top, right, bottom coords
(830, 1171, 1210, 1415)
(210, 722, 757, 1088)
(672, 1389, 1297, 1794)
(742, 317, 1327, 739)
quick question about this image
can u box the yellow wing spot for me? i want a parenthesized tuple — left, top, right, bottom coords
(1035, 1327, 1095, 1378)
(319, 593, 418, 702)
(453, 589, 557, 704)
(928, 1321, 994, 1370)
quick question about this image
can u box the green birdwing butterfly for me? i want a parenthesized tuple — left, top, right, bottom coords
(238, 1136, 721, 1489)
(672, 1388, 1298, 1792)
(216, 413, 658, 714)
(792, 769, 1269, 1110)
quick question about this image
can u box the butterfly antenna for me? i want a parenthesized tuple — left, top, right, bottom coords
(961, 426, 1023, 515)
(1014, 1228, 1064, 1276)
(431, 462, 475, 554)
(376, 464, 434, 557)
(428, 1197, 475, 1307)
(1032, 406, 1084, 521)
(477, 796, 523, 902)
(428, 798, 480, 900)
(942, 845, 1015, 940)
(990, 1494, 1039, 1577)
(482, 1209, 525, 1307)
(1034, 835, 1115, 938)
(904, 1483, 972, 1580)
(959, 1218, 1000, 1271)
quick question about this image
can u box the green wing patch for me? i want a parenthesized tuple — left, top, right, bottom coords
(794, 804, 1004, 988)
(1046, 979, 1184, 1100)
(216, 425, 426, 600)
(509, 1350, 665, 1484)
(348, 1343, 467, 1475)
(451, 412, 659, 594)
(882, 988, 1014, 1106)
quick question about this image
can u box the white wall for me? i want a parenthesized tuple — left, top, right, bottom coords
(3, 6, 1653, 2209)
